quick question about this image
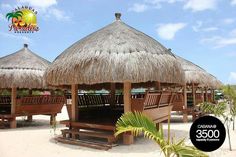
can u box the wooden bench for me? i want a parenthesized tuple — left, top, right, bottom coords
(59, 121, 117, 150)
(61, 129, 116, 144)
(16, 96, 65, 116)
(131, 91, 175, 124)
(0, 95, 65, 127)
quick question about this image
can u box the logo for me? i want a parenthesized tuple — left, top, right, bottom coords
(190, 116, 226, 152)
(6, 6, 39, 33)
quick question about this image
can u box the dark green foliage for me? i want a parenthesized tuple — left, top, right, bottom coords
(116, 112, 208, 157)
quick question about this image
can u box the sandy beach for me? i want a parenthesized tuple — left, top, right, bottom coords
(0, 106, 235, 157)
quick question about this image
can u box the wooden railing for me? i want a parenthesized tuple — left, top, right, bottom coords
(195, 93, 204, 105)
(0, 96, 65, 116)
(131, 91, 175, 123)
(172, 93, 184, 111)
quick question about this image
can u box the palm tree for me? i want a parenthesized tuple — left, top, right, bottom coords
(115, 112, 208, 157)
(6, 11, 23, 26)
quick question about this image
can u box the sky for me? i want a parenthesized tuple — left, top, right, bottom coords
(0, 0, 236, 84)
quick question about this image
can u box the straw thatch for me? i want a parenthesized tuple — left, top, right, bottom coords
(176, 55, 220, 88)
(0, 44, 50, 89)
(208, 74, 223, 89)
(45, 13, 185, 86)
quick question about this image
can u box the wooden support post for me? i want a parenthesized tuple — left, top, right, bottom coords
(50, 90, 55, 96)
(201, 88, 204, 103)
(10, 87, 17, 128)
(192, 83, 196, 107)
(123, 82, 134, 145)
(212, 89, 215, 102)
(26, 89, 33, 122)
(205, 87, 208, 102)
(183, 84, 188, 123)
(155, 81, 161, 90)
(71, 84, 78, 122)
(50, 114, 56, 125)
(27, 115, 33, 122)
(29, 89, 32, 95)
(110, 83, 116, 106)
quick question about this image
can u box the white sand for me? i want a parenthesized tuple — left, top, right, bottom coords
(0, 106, 236, 157)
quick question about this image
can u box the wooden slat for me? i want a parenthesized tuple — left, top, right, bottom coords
(56, 137, 112, 150)
(71, 121, 116, 131)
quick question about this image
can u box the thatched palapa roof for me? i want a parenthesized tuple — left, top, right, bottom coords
(45, 13, 185, 87)
(176, 55, 220, 88)
(0, 44, 50, 89)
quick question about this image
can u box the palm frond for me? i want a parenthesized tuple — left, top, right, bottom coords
(6, 13, 13, 21)
(115, 112, 208, 157)
(15, 11, 23, 15)
(115, 112, 165, 144)
(14, 13, 23, 18)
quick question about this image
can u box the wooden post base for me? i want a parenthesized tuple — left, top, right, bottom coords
(27, 115, 33, 122)
(123, 132, 134, 145)
(10, 119, 17, 128)
(50, 114, 56, 125)
(183, 113, 188, 123)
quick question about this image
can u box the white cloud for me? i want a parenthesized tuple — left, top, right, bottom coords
(156, 23, 187, 40)
(183, 0, 217, 12)
(226, 52, 236, 57)
(228, 72, 236, 84)
(18, 0, 57, 9)
(192, 21, 203, 32)
(128, 3, 148, 13)
(128, 0, 183, 12)
(48, 8, 71, 21)
(17, 0, 71, 22)
(0, 32, 32, 44)
(231, 0, 236, 5)
(222, 18, 235, 25)
(202, 27, 218, 32)
(230, 29, 236, 36)
(201, 32, 236, 48)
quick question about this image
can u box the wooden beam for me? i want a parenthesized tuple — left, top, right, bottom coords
(110, 83, 116, 106)
(192, 83, 196, 107)
(205, 87, 208, 102)
(29, 89, 32, 95)
(123, 82, 134, 144)
(155, 81, 161, 90)
(201, 88, 204, 103)
(183, 84, 188, 123)
(212, 89, 215, 102)
(10, 87, 17, 128)
(71, 84, 78, 122)
(50, 90, 55, 96)
(124, 82, 131, 113)
(27, 89, 33, 122)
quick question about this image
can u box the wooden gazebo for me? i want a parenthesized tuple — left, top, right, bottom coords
(172, 55, 221, 122)
(0, 44, 65, 128)
(45, 13, 185, 149)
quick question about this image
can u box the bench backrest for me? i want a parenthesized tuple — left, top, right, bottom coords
(17, 96, 66, 105)
(0, 96, 11, 105)
(131, 91, 174, 112)
(78, 94, 108, 108)
(144, 92, 174, 109)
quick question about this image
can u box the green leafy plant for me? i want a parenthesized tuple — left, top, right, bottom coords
(115, 112, 208, 157)
(199, 101, 234, 151)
